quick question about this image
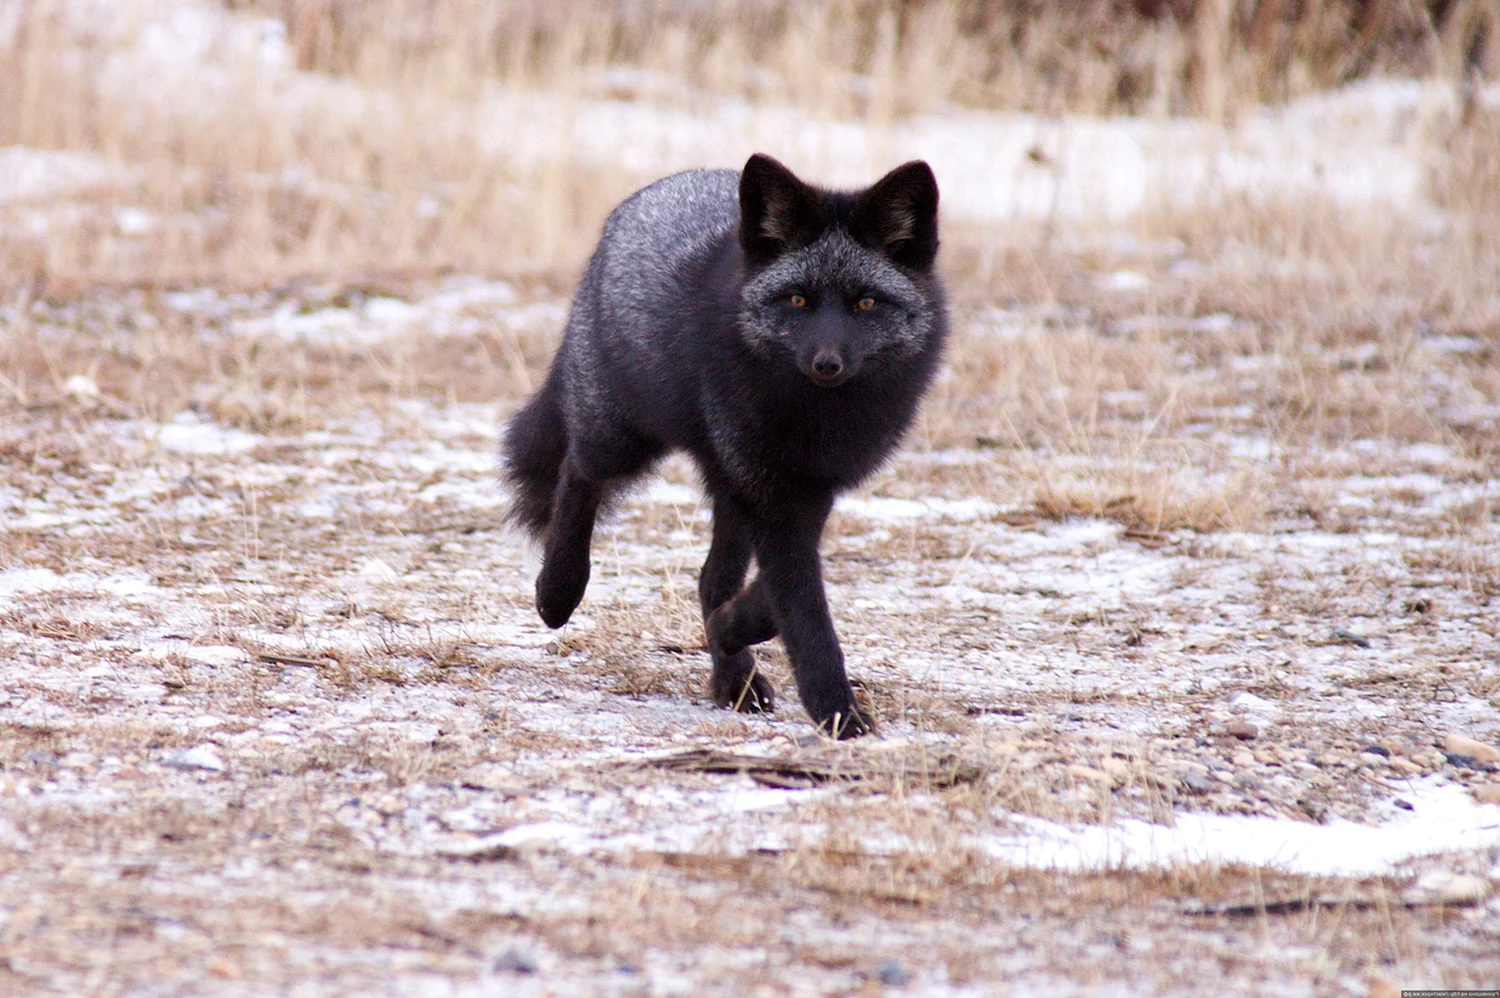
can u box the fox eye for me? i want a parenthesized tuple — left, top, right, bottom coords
(857, 296, 876, 311)
(789, 293, 807, 308)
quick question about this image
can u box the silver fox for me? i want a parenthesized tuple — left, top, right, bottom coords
(502, 154, 948, 738)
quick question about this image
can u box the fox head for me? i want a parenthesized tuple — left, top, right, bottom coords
(737, 154, 941, 388)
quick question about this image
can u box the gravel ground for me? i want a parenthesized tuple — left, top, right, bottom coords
(2, 279, 1498, 996)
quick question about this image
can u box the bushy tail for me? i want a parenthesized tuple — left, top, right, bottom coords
(501, 370, 568, 537)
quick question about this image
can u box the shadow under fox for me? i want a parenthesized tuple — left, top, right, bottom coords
(502, 153, 948, 738)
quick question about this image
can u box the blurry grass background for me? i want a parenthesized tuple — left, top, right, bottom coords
(0, 0, 1497, 296)
(2, 0, 1499, 540)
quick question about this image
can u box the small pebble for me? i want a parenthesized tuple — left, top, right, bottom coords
(1224, 720, 1259, 741)
(1411, 871, 1490, 906)
(493, 948, 538, 974)
(1068, 764, 1110, 785)
(1297, 798, 1328, 823)
(1443, 752, 1492, 772)
(1392, 798, 1414, 811)
(1181, 771, 1214, 794)
(1472, 784, 1500, 805)
(877, 961, 911, 986)
(372, 795, 405, 817)
(1360, 744, 1390, 758)
(163, 745, 225, 773)
(1443, 733, 1500, 764)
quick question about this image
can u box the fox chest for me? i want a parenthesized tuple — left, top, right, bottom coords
(713, 394, 904, 496)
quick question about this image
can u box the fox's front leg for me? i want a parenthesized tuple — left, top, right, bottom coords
(751, 495, 871, 739)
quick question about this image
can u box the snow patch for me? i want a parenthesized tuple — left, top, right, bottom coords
(837, 495, 999, 523)
(151, 412, 261, 456)
(0, 147, 132, 203)
(984, 779, 1499, 876)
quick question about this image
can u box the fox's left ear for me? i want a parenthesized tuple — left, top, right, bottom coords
(850, 161, 939, 270)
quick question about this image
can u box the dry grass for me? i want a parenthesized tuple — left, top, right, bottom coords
(0, 2, 634, 295)
(235, 0, 1487, 116)
(4, 0, 1500, 299)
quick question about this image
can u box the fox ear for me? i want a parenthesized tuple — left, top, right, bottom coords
(740, 154, 821, 264)
(850, 160, 939, 270)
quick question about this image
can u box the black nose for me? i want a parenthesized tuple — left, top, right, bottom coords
(811, 351, 844, 381)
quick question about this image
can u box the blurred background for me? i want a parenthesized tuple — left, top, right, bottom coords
(1, 0, 1496, 296)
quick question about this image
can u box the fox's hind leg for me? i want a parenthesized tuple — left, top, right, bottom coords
(535, 457, 602, 628)
(705, 578, 777, 712)
(535, 432, 661, 628)
(699, 498, 755, 617)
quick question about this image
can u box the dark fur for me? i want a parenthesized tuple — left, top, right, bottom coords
(502, 154, 948, 738)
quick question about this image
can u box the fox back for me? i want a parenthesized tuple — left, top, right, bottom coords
(502, 154, 948, 737)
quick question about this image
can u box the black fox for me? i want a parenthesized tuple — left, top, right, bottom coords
(502, 154, 948, 738)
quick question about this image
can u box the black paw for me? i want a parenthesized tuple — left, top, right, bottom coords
(535, 550, 589, 629)
(807, 694, 874, 739)
(711, 650, 776, 712)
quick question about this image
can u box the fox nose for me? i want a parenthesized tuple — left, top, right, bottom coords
(810, 351, 844, 382)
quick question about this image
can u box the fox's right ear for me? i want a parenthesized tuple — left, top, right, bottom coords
(740, 154, 821, 265)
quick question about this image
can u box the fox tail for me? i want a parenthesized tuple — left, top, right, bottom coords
(501, 370, 568, 537)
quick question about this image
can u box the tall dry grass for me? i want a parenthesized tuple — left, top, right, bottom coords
(233, 0, 1490, 116)
(1, 0, 1496, 299)
(0, 1, 636, 296)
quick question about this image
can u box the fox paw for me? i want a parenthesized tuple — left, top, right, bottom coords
(535, 553, 589, 629)
(711, 651, 775, 712)
(807, 695, 874, 740)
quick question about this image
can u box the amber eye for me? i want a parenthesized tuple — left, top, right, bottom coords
(857, 296, 876, 311)
(789, 293, 807, 308)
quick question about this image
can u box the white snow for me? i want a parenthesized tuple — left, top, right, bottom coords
(150, 412, 261, 456)
(0, 568, 69, 599)
(422, 773, 1499, 881)
(64, 374, 101, 399)
(641, 480, 702, 506)
(232, 280, 530, 344)
(1229, 691, 1281, 721)
(0, 568, 162, 603)
(0, 147, 134, 203)
(984, 779, 1500, 876)
(114, 206, 154, 235)
(837, 495, 999, 523)
(1101, 270, 1151, 292)
(356, 557, 402, 582)
(476, 75, 1477, 224)
(163, 744, 227, 772)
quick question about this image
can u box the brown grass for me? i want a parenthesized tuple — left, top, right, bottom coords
(4, 1, 1500, 300)
(235, 0, 1483, 116)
